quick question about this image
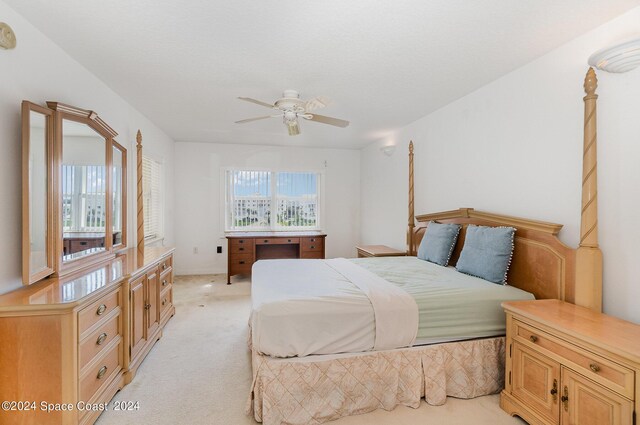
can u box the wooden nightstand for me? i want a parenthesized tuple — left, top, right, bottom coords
(500, 299, 640, 425)
(356, 245, 406, 258)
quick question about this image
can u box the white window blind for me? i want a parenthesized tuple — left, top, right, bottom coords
(142, 156, 163, 240)
(62, 165, 107, 231)
(226, 170, 321, 231)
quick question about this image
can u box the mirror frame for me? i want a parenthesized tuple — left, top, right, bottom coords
(21, 101, 128, 284)
(21, 102, 55, 285)
(112, 141, 127, 250)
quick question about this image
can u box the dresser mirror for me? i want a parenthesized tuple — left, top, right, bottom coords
(21, 101, 128, 284)
(61, 118, 108, 262)
(21, 102, 54, 285)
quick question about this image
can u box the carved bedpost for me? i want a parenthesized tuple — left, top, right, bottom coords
(136, 130, 144, 264)
(407, 141, 415, 255)
(575, 68, 603, 312)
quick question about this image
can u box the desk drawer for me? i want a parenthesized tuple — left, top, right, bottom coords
(514, 320, 634, 398)
(255, 237, 299, 245)
(79, 341, 122, 403)
(301, 237, 323, 252)
(79, 289, 121, 336)
(229, 238, 255, 251)
(301, 251, 323, 259)
(79, 313, 120, 371)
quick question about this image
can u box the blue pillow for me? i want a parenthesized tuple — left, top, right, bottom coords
(417, 221, 462, 266)
(455, 225, 515, 284)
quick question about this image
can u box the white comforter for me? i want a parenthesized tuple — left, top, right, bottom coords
(250, 258, 418, 358)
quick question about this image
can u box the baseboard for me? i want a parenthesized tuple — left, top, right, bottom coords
(174, 267, 226, 276)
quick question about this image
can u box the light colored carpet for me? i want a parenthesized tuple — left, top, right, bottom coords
(96, 274, 526, 425)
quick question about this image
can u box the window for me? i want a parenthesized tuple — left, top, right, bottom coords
(142, 156, 163, 240)
(225, 170, 321, 231)
(62, 165, 106, 231)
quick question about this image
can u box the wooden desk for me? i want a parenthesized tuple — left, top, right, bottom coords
(356, 245, 406, 258)
(226, 231, 327, 284)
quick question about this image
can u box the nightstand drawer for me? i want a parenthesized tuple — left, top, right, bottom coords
(514, 320, 634, 398)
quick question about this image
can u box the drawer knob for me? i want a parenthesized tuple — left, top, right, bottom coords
(239, 260, 245, 265)
(162, 264, 167, 270)
(97, 366, 108, 380)
(239, 247, 244, 251)
(288, 239, 292, 243)
(96, 304, 107, 316)
(162, 280, 168, 286)
(144, 304, 151, 310)
(96, 333, 108, 346)
(239, 240, 244, 243)
(529, 335, 538, 343)
(550, 379, 558, 402)
(264, 240, 268, 243)
(561, 386, 569, 411)
(310, 238, 315, 242)
(310, 246, 315, 249)
(162, 299, 167, 306)
(589, 363, 601, 373)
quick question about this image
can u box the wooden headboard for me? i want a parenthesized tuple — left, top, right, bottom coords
(406, 68, 603, 312)
(411, 208, 576, 303)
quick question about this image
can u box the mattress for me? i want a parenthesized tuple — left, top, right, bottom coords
(250, 256, 534, 357)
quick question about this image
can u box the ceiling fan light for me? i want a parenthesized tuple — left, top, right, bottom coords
(287, 120, 300, 136)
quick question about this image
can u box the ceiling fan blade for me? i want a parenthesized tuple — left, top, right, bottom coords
(305, 114, 349, 128)
(304, 96, 331, 112)
(235, 115, 275, 124)
(237, 97, 275, 109)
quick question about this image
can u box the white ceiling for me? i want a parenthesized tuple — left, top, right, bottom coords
(7, 0, 640, 148)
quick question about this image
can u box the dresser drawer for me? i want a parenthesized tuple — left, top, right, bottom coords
(160, 286, 173, 317)
(159, 271, 173, 290)
(301, 237, 323, 252)
(79, 342, 122, 403)
(229, 238, 255, 251)
(159, 255, 173, 273)
(79, 288, 121, 336)
(79, 313, 120, 371)
(514, 320, 634, 398)
(255, 237, 300, 245)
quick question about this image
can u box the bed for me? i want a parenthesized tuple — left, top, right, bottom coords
(246, 68, 603, 425)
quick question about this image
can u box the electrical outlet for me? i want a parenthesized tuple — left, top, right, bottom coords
(193, 247, 199, 254)
(217, 246, 222, 254)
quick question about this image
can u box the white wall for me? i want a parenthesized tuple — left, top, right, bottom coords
(361, 6, 640, 323)
(174, 142, 360, 275)
(0, 1, 176, 294)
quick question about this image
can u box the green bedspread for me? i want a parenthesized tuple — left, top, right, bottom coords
(351, 256, 535, 343)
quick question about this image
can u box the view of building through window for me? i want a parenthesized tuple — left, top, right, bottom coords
(226, 170, 320, 231)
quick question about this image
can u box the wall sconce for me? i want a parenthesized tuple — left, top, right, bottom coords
(0, 22, 16, 50)
(588, 37, 640, 73)
(380, 145, 396, 156)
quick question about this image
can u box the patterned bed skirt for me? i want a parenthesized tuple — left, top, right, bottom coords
(247, 336, 505, 425)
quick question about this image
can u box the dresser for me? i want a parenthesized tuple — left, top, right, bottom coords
(226, 231, 326, 284)
(0, 247, 175, 425)
(501, 300, 640, 425)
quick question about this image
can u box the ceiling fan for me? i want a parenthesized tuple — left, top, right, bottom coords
(235, 90, 349, 136)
